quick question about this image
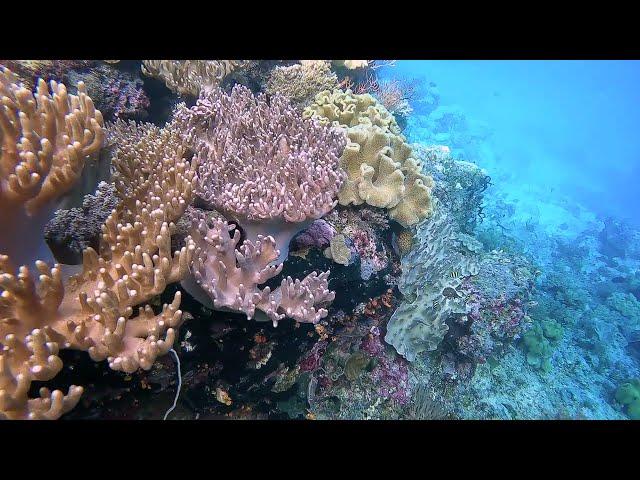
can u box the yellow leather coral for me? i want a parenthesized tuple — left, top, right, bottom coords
(304, 88, 401, 135)
(335, 124, 434, 227)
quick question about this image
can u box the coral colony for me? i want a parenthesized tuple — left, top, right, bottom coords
(1, 60, 640, 420)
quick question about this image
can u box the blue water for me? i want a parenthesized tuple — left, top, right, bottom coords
(375, 60, 640, 419)
(383, 60, 640, 228)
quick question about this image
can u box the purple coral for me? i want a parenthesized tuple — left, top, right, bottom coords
(176, 86, 346, 324)
(176, 85, 345, 222)
(299, 340, 328, 372)
(293, 219, 337, 250)
(456, 279, 531, 363)
(175, 85, 347, 262)
(360, 328, 385, 357)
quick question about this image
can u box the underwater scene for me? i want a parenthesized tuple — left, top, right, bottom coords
(1, 59, 639, 420)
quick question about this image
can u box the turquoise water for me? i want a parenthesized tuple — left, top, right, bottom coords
(381, 60, 640, 419)
(387, 60, 640, 228)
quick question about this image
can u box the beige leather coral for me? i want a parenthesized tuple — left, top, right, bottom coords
(303, 88, 401, 135)
(304, 88, 434, 226)
(265, 61, 338, 108)
(0, 68, 104, 253)
(141, 60, 248, 96)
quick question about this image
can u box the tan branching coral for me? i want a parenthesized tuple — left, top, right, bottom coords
(141, 60, 249, 96)
(264, 61, 338, 108)
(0, 71, 196, 419)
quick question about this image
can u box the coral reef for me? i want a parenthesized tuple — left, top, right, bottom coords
(0, 60, 96, 89)
(141, 60, 249, 96)
(615, 379, 640, 419)
(415, 144, 491, 233)
(321, 206, 393, 282)
(454, 250, 535, 365)
(392, 229, 414, 257)
(354, 74, 420, 130)
(323, 234, 353, 266)
(606, 292, 640, 325)
(291, 219, 336, 251)
(67, 65, 150, 121)
(522, 319, 563, 372)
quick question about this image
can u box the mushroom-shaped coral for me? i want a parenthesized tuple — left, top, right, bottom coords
(175, 84, 347, 262)
(304, 89, 434, 227)
(337, 125, 434, 227)
(303, 88, 401, 135)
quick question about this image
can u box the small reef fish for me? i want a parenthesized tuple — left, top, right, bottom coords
(450, 270, 460, 279)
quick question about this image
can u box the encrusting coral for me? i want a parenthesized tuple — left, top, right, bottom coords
(0, 69, 197, 419)
(141, 60, 249, 96)
(174, 85, 345, 325)
(385, 201, 479, 361)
